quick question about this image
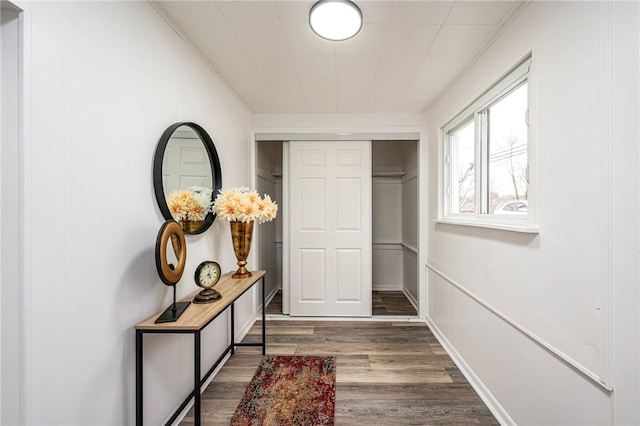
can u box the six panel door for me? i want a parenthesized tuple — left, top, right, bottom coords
(288, 141, 372, 316)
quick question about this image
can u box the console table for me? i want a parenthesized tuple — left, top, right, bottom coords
(135, 270, 266, 426)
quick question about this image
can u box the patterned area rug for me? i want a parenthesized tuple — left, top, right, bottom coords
(230, 355, 336, 426)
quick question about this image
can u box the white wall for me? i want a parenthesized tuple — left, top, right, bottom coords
(372, 177, 402, 244)
(426, 2, 639, 424)
(21, 2, 253, 425)
(1, 3, 22, 424)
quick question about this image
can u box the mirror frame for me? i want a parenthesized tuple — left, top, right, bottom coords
(153, 122, 222, 235)
(155, 220, 187, 286)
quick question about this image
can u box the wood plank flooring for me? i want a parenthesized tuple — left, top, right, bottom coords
(181, 321, 497, 425)
(372, 291, 417, 316)
(266, 291, 418, 316)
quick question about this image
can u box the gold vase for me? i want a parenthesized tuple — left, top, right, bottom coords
(230, 221, 254, 279)
(180, 220, 204, 233)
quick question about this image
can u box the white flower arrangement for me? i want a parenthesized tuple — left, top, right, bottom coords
(212, 187, 278, 223)
(166, 186, 213, 222)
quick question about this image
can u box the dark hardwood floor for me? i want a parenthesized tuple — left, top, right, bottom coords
(372, 291, 417, 316)
(181, 321, 498, 425)
(265, 290, 283, 315)
(266, 290, 418, 316)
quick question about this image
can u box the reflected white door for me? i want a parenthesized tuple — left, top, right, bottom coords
(162, 138, 212, 192)
(288, 141, 371, 316)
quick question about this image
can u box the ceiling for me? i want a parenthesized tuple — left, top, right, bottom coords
(158, 1, 525, 114)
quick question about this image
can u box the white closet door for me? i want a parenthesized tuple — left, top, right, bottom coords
(288, 141, 371, 316)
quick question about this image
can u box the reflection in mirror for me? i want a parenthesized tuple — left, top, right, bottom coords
(167, 234, 181, 270)
(162, 125, 213, 195)
(153, 122, 222, 235)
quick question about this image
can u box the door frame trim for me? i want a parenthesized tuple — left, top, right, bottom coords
(251, 129, 427, 319)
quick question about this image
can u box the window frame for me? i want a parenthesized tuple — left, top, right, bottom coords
(440, 56, 537, 233)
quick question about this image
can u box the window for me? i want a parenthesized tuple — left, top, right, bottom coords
(442, 57, 534, 230)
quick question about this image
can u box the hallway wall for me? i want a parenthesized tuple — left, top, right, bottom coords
(426, 2, 639, 424)
(20, 2, 253, 424)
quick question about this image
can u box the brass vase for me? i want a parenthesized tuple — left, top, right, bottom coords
(230, 221, 254, 279)
(180, 220, 203, 233)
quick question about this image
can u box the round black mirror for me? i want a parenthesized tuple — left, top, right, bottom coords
(153, 122, 222, 234)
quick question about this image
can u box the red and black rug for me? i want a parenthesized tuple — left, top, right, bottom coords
(230, 355, 336, 426)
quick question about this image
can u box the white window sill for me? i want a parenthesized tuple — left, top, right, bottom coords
(434, 218, 540, 234)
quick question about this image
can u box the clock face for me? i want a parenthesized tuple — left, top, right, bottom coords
(195, 261, 221, 289)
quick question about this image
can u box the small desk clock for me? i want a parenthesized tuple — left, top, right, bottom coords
(193, 261, 222, 303)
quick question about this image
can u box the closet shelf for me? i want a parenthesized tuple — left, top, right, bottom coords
(372, 171, 406, 177)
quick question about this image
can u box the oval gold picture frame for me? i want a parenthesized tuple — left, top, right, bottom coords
(155, 220, 187, 286)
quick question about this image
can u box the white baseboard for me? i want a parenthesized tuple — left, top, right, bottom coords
(424, 315, 515, 426)
(373, 284, 403, 291)
(236, 313, 257, 343)
(256, 285, 279, 318)
(402, 287, 418, 311)
(262, 286, 279, 311)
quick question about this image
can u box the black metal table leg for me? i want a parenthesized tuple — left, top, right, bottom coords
(261, 277, 266, 355)
(194, 331, 201, 426)
(136, 272, 266, 426)
(136, 330, 143, 426)
(230, 303, 235, 355)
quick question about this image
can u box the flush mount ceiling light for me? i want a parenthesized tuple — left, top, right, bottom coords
(309, 0, 363, 41)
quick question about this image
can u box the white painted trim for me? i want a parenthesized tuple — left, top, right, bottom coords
(401, 173, 417, 184)
(426, 263, 612, 390)
(265, 314, 424, 322)
(424, 315, 516, 426)
(373, 284, 403, 291)
(258, 285, 279, 316)
(257, 172, 279, 185)
(11, 5, 31, 424)
(402, 287, 418, 311)
(401, 243, 418, 254)
(372, 243, 403, 250)
(254, 127, 426, 319)
(372, 171, 405, 178)
(282, 142, 290, 315)
(234, 313, 257, 344)
(372, 175, 403, 183)
(249, 132, 258, 314)
(434, 219, 539, 234)
(601, 0, 614, 388)
(255, 132, 420, 141)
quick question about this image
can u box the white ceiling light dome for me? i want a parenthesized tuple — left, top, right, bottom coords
(309, 0, 363, 41)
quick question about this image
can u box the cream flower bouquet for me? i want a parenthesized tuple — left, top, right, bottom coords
(166, 186, 213, 222)
(212, 187, 278, 223)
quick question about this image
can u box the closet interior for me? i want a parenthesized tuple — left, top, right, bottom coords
(256, 139, 418, 317)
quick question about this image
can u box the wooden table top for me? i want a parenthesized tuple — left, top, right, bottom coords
(136, 270, 265, 331)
